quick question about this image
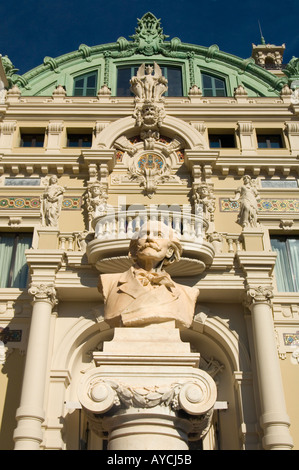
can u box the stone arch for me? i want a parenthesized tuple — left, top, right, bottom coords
(96, 115, 208, 152)
(180, 312, 257, 449)
(47, 308, 255, 450)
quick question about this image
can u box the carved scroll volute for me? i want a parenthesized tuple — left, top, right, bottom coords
(28, 283, 58, 307)
(245, 285, 274, 308)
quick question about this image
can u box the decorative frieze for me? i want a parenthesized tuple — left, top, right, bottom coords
(0, 196, 81, 210)
(220, 198, 299, 213)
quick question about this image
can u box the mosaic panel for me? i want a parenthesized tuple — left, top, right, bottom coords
(0, 197, 82, 210)
(283, 332, 299, 347)
(220, 198, 299, 213)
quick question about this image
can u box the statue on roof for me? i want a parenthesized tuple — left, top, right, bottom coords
(130, 62, 168, 102)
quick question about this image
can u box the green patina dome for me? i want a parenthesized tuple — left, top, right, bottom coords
(4, 12, 292, 97)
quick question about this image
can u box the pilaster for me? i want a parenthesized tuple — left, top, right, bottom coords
(13, 251, 63, 450)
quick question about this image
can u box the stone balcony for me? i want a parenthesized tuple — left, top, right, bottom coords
(85, 206, 215, 276)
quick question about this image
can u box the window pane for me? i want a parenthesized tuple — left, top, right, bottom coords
(202, 74, 212, 88)
(11, 234, 32, 288)
(74, 88, 84, 97)
(166, 67, 183, 96)
(117, 68, 133, 96)
(75, 78, 84, 88)
(74, 72, 97, 97)
(209, 136, 221, 148)
(21, 134, 44, 147)
(288, 239, 299, 291)
(209, 134, 235, 148)
(257, 134, 283, 148)
(202, 73, 226, 97)
(0, 233, 32, 288)
(87, 75, 96, 88)
(0, 235, 15, 287)
(271, 237, 299, 292)
(67, 133, 92, 147)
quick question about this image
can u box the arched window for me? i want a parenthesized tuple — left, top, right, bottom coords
(116, 65, 183, 97)
(73, 71, 98, 96)
(201, 73, 227, 97)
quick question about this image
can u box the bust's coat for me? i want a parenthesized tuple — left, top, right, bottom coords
(98, 267, 199, 328)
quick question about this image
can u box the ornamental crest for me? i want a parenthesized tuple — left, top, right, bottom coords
(130, 12, 169, 56)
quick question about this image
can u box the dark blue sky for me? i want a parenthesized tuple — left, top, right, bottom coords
(1, 0, 298, 75)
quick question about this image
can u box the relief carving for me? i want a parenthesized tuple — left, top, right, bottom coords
(40, 175, 65, 227)
(230, 175, 260, 229)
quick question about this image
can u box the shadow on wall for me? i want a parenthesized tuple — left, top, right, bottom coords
(0, 348, 25, 449)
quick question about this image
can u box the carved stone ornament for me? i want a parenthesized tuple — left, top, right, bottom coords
(130, 63, 168, 149)
(84, 377, 215, 413)
(130, 12, 169, 56)
(130, 63, 168, 102)
(85, 181, 108, 230)
(28, 283, 57, 306)
(78, 373, 217, 441)
(129, 151, 172, 198)
(230, 175, 260, 229)
(245, 285, 274, 307)
(40, 175, 65, 227)
(192, 182, 216, 223)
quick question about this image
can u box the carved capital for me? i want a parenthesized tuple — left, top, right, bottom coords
(245, 285, 274, 308)
(78, 373, 216, 441)
(28, 283, 58, 306)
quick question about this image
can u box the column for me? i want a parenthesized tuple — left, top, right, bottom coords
(77, 326, 217, 450)
(246, 285, 293, 450)
(13, 284, 57, 450)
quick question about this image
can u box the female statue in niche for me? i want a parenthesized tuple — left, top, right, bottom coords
(41, 175, 65, 227)
(230, 175, 260, 229)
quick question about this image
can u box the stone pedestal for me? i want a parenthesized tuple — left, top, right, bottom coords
(77, 323, 217, 450)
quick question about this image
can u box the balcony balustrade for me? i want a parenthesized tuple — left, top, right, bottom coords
(86, 206, 214, 276)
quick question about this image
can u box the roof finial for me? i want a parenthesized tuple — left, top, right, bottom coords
(258, 20, 266, 45)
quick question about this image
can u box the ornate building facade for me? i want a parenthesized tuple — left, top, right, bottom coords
(0, 13, 299, 450)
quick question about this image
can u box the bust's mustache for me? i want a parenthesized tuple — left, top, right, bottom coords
(138, 241, 161, 252)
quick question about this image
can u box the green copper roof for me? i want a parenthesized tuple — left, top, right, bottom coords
(3, 12, 292, 97)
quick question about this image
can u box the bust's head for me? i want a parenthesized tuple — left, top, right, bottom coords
(129, 221, 182, 270)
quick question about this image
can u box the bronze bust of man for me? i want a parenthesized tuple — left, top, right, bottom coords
(98, 221, 199, 328)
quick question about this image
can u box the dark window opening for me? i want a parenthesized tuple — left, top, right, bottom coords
(257, 134, 283, 149)
(209, 133, 235, 148)
(20, 133, 45, 147)
(67, 133, 92, 147)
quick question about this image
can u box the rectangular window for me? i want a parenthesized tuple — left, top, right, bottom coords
(67, 133, 92, 147)
(0, 233, 32, 288)
(261, 179, 298, 188)
(74, 72, 98, 97)
(5, 178, 41, 186)
(209, 133, 235, 148)
(20, 133, 44, 147)
(257, 134, 283, 148)
(271, 236, 299, 292)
